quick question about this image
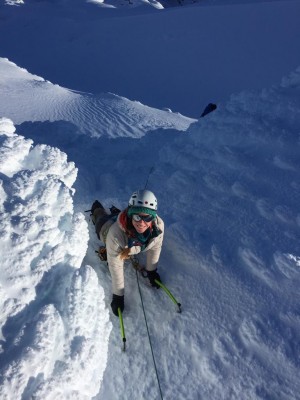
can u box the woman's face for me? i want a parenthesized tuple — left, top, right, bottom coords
(132, 213, 153, 234)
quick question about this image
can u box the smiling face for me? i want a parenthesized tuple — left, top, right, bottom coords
(131, 213, 153, 233)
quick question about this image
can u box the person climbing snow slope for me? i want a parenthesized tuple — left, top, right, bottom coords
(91, 189, 164, 316)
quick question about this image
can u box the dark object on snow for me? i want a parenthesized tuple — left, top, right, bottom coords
(200, 103, 217, 118)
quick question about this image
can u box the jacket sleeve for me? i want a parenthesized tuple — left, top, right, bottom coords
(146, 219, 164, 272)
(106, 224, 126, 296)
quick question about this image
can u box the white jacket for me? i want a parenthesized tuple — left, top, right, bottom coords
(106, 214, 164, 296)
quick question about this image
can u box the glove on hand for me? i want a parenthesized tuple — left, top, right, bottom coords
(147, 269, 161, 289)
(111, 294, 124, 316)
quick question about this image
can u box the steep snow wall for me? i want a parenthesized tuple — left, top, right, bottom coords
(0, 118, 112, 399)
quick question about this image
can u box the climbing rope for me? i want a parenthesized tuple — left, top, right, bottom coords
(135, 269, 164, 400)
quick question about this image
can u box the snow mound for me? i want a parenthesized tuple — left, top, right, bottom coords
(0, 58, 81, 126)
(0, 119, 111, 399)
(0, 58, 194, 139)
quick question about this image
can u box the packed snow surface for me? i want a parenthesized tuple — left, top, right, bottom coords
(0, 0, 300, 399)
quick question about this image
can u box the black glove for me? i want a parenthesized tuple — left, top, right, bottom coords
(110, 294, 124, 316)
(147, 269, 161, 289)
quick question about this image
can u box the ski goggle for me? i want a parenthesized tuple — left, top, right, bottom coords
(132, 214, 155, 223)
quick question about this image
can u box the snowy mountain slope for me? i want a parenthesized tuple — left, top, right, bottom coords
(91, 67, 300, 400)
(0, 58, 194, 138)
(1, 0, 300, 117)
(1, 0, 286, 8)
(0, 0, 300, 399)
(2, 63, 299, 400)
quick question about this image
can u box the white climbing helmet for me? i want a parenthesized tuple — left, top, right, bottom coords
(128, 189, 158, 211)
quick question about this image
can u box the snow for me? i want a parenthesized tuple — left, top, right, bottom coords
(1, 0, 300, 118)
(0, 0, 300, 399)
(0, 118, 111, 399)
(0, 59, 193, 138)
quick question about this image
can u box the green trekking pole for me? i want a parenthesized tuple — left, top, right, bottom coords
(155, 280, 182, 313)
(118, 308, 126, 351)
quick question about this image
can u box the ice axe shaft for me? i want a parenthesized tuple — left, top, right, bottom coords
(154, 280, 182, 313)
(118, 308, 126, 351)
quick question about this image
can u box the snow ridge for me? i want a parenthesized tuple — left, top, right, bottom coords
(0, 118, 111, 400)
(0, 58, 194, 139)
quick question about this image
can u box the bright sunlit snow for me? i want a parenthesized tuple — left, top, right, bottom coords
(0, 0, 300, 399)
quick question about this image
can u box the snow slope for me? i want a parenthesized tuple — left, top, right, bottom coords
(0, 58, 193, 138)
(0, 0, 300, 399)
(94, 66, 300, 400)
(1, 0, 300, 117)
(1, 60, 300, 399)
